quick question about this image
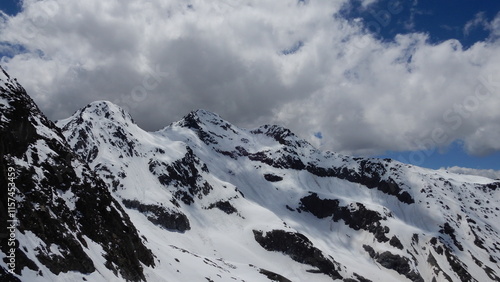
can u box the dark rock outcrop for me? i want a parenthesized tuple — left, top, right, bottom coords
(253, 229, 342, 280)
(149, 147, 212, 205)
(299, 193, 390, 242)
(264, 173, 283, 182)
(239, 125, 415, 204)
(439, 222, 463, 251)
(389, 236, 404, 250)
(258, 268, 292, 282)
(363, 245, 423, 282)
(207, 200, 238, 215)
(0, 69, 154, 281)
(122, 199, 190, 232)
(306, 160, 414, 204)
(176, 111, 218, 145)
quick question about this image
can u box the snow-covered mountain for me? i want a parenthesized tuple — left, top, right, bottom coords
(0, 69, 154, 282)
(2, 69, 500, 281)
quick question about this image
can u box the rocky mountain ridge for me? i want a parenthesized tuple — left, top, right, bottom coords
(0, 69, 154, 282)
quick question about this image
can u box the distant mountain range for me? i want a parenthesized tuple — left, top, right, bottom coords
(1, 68, 499, 281)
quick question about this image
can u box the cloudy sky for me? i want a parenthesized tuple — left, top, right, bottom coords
(1, 0, 500, 175)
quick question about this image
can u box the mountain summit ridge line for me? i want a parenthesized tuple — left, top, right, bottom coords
(1, 70, 499, 281)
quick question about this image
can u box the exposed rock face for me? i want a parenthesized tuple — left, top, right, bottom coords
(0, 68, 154, 281)
(298, 193, 341, 218)
(299, 193, 390, 242)
(363, 245, 423, 282)
(305, 159, 414, 204)
(234, 127, 415, 204)
(122, 199, 190, 232)
(149, 147, 212, 205)
(389, 236, 404, 250)
(258, 268, 292, 282)
(207, 200, 238, 215)
(263, 173, 283, 182)
(253, 229, 343, 280)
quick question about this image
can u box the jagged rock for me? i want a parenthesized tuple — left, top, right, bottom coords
(258, 268, 292, 282)
(122, 199, 190, 232)
(251, 124, 305, 147)
(253, 229, 343, 280)
(176, 111, 219, 145)
(149, 147, 212, 205)
(343, 273, 373, 282)
(439, 222, 463, 251)
(306, 161, 414, 204)
(427, 252, 453, 282)
(246, 150, 306, 170)
(389, 236, 404, 250)
(264, 173, 283, 182)
(363, 245, 423, 282)
(207, 200, 238, 215)
(299, 193, 390, 242)
(299, 193, 340, 218)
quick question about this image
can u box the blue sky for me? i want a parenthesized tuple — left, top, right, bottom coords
(0, 0, 499, 176)
(340, 0, 500, 49)
(337, 0, 500, 170)
(377, 141, 500, 170)
(0, 0, 20, 16)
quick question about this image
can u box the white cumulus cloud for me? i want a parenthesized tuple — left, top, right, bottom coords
(442, 166, 500, 180)
(1, 0, 500, 157)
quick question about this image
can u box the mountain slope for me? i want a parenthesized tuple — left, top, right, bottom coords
(57, 102, 500, 281)
(0, 68, 155, 282)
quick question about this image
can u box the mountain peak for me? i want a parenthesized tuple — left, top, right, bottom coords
(1, 69, 155, 281)
(178, 109, 222, 127)
(0, 66, 25, 101)
(0, 66, 42, 120)
(57, 100, 136, 132)
(56, 100, 147, 163)
(191, 108, 220, 118)
(82, 100, 135, 124)
(175, 109, 236, 132)
(0, 66, 63, 147)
